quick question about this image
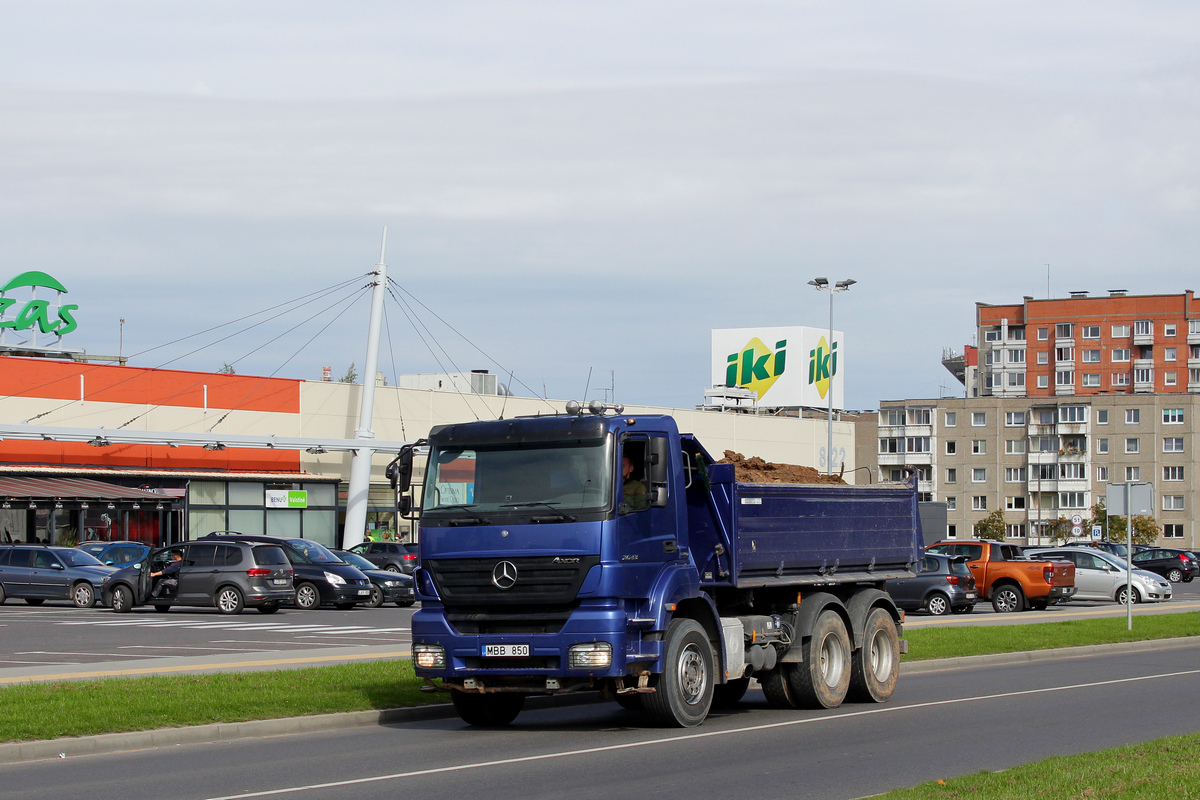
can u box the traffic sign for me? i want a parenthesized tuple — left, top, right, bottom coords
(1072, 525, 1083, 536)
(1071, 514, 1083, 526)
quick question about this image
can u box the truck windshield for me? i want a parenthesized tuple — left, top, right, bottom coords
(422, 439, 612, 520)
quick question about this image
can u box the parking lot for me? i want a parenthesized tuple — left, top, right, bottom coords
(0, 602, 417, 669)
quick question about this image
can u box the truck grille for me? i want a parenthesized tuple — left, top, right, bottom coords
(424, 555, 600, 607)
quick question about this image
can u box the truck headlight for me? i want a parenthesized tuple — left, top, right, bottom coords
(413, 643, 446, 669)
(324, 571, 346, 586)
(568, 642, 612, 670)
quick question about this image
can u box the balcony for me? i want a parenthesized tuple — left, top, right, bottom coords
(1056, 478, 1089, 492)
(1189, 329, 1200, 345)
(1056, 422, 1089, 436)
(1133, 331, 1154, 347)
(902, 424, 932, 438)
(1028, 477, 1058, 492)
(877, 425, 906, 437)
(1028, 451, 1059, 464)
(1055, 337, 1075, 349)
(1027, 422, 1056, 437)
(1189, 357, 1200, 371)
(1055, 384, 1076, 397)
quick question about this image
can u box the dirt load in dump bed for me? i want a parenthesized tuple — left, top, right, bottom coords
(718, 451, 846, 485)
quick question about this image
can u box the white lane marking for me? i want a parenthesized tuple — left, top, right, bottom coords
(14, 651, 166, 658)
(118, 646, 277, 652)
(201, 667, 1200, 800)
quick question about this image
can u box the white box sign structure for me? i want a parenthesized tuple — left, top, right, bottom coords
(711, 326, 845, 410)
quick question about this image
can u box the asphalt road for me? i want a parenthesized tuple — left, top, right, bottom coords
(4, 640, 1200, 800)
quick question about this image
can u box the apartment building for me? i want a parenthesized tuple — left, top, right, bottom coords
(963, 290, 1198, 399)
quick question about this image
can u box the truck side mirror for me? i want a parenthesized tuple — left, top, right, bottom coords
(398, 496, 412, 515)
(387, 448, 414, 493)
(649, 437, 670, 508)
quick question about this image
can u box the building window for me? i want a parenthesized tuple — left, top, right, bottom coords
(1055, 347, 1074, 362)
(1055, 370, 1074, 386)
(906, 437, 931, 453)
(1005, 467, 1027, 482)
(972, 412, 986, 426)
(1082, 374, 1100, 387)
(1005, 524, 1026, 538)
(1164, 524, 1183, 538)
(972, 468, 987, 483)
(1037, 375, 1049, 389)
(1081, 349, 1101, 363)
(944, 411, 957, 427)
(1037, 328, 1049, 341)
(946, 468, 957, 484)
(1134, 320, 1153, 337)
(1008, 349, 1026, 363)
(1009, 326, 1026, 341)
(946, 496, 957, 510)
(882, 408, 905, 426)
(1059, 463, 1086, 480)
(1036, 352, 1049, 365)
(1164, 408, 1184, 424)
(985, 328, 1002, 342)
(1192, 320, 1200, 335)
(1111, 349, 1130, 362)
(947, 524, 957, 538)
(1125, 438, 1140, 454)
(1164, 466, 1185, 481)
(1059, 405, 1087, 423)
(1112, 324, 1131, 338)
(1031, 436, 1057, 452)
(908, 408, 931, 425)
(1165, 347, 1177, 362)
(1009, 372, 1026, 387)
(1125, 409, 1140, 424)
(1097, 409, 1108, 424)
(879, 438, 902, 453)
(1125, 466, 1140, 481)
(1055, 323, 1073, 339)
(1080, 325, 1100, 339)
(1095, 465, 1108, 481)
(1165, 372, 1177, 386)
(1005, 411, 1026, 426)
(1112, 373, 1130, 387)
(972, 439, 986, 455)
(972, 496, 987, 511)
(1005, 439, 1026, 454)
(1006, 496, 1026, 510)
(1059, 492, 1086, 509)
(1163, 495, 1185, 511)
(1165, 324, 1177, 337)
(1134, 368, 1153, 384)
(1097, 438, 1109, 454)
(945, 440, 957, 455)
(1163, 437, 1185, 453)
(1192, 368, 1200, 385)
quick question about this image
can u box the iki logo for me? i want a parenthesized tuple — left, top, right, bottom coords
(0, 271, 78, 340)
(725, 338, 787, 399)
(808, 336, 837, 399)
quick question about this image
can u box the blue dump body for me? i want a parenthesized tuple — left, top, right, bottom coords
(406, 413, 923, 726)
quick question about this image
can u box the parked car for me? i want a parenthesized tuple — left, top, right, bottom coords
(199, 533, 373, 609)
(0, 544, 116, 608)
(331, 549, 416, 608)
(102, 540, 294, 614)
(885, 553, 977, 615)
(1026, 547, 1172, 604)
(348, 541, 418, 574)
(76, 541, 150, 567)
(925, 539, 1075, 612)
(1131, 548, 1198, 583)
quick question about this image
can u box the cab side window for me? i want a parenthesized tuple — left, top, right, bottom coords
(33, 551, 60, 569)
(188, 545, 217, 567)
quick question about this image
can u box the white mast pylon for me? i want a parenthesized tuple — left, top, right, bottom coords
(342, 229, 389, 548)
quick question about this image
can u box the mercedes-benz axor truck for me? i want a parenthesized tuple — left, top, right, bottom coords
(390, 406, 923, 728)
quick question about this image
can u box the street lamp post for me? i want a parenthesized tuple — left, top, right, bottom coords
(808, 277, 855, 475)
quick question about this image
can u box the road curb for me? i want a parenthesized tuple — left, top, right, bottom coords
(5, 636, 1199, 765)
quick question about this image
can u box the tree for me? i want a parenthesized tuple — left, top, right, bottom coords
(973, 509, 1007, 541)
(1044, 516, 1074, 545)
(340, 362, 358, 384)
(217, 362, 235, 374)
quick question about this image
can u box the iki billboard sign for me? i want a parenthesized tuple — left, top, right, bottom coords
(711, 326, 844, 409)
(0, 271, 80, 350)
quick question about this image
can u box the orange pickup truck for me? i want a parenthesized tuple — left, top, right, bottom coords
(926, 540, 1075, 613)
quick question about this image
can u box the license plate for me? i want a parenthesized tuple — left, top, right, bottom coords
(966, 592, 977, 599)
(358, 589, 371, 595)
(272, 579, 288, 585)
(483, 644, 530, 658)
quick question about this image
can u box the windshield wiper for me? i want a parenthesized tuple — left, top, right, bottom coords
(432, 504, 492, 525)
(500, 501, 577, 522)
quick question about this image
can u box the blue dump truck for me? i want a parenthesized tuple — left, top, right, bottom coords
(388, 405, 923, 728)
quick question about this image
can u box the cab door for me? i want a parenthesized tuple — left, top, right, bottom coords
(177, 544, 219, 603)
(0, 548, 33, 597)
(616, 433, 678, 596)
(30, 550, 71, 599)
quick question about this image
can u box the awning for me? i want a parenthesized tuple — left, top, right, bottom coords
(0, 477, 175, 503)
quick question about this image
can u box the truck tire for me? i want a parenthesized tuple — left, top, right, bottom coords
(991, 584, 1025, 613)
(451, 691, 525, 727)
(787, 609, 851, 709)
(847, 608, 899, 703)
(711, 677, 751, 708)
(642, 618, 715, 727)
(614, 692, 642, 711)
(759, 667, 797, 709)
(924, 592, 951, 616)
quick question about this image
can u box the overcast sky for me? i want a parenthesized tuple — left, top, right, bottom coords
(2, 1, 1198, 410)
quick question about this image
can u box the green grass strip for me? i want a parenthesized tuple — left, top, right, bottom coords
(902, 611, 1200, 661)
(0, 660, 437, 743)
(876, 732, 1200, 799)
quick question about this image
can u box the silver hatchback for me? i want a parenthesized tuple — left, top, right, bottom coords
(1026, 547, 1171, 604)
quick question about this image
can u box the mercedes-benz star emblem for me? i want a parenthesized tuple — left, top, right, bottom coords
(491, 560, 518, 590)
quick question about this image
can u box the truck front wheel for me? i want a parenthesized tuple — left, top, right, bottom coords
(643, 618, 714, 727)
(451, 692, 525, 727)
(788, 609, 851, 709)
(847, 608, 899, 703)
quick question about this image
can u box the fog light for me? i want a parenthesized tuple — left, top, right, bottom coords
(413, 643, 446, 669)
(568, 642, 612, 669)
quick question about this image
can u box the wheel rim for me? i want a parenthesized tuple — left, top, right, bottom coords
(928, 595, 948, 615)
(1169, 569, 1182, 582)
(74, 584, 93, 606)
(818, 632, 847, 688)
(385, 565, 400, 573)
(370, 587, 383, 606)
(297, 585, 317, 608)
(218, 590, 239, 612)
(113, 588, 126, 611)
(677, 643, 708, 705)
(868, 628, 893, 682)
(996, 590, 1017, 612)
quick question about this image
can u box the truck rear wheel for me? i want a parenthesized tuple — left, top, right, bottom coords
(643, 618, 714, 727)
(991, 584, 1025, 613)
(847, 608, 899, 703)
(451, 692, 525, 727)
(760, 667, 797, 709)
(711, 677, 751, 708)
(787, 610, 851, 709)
